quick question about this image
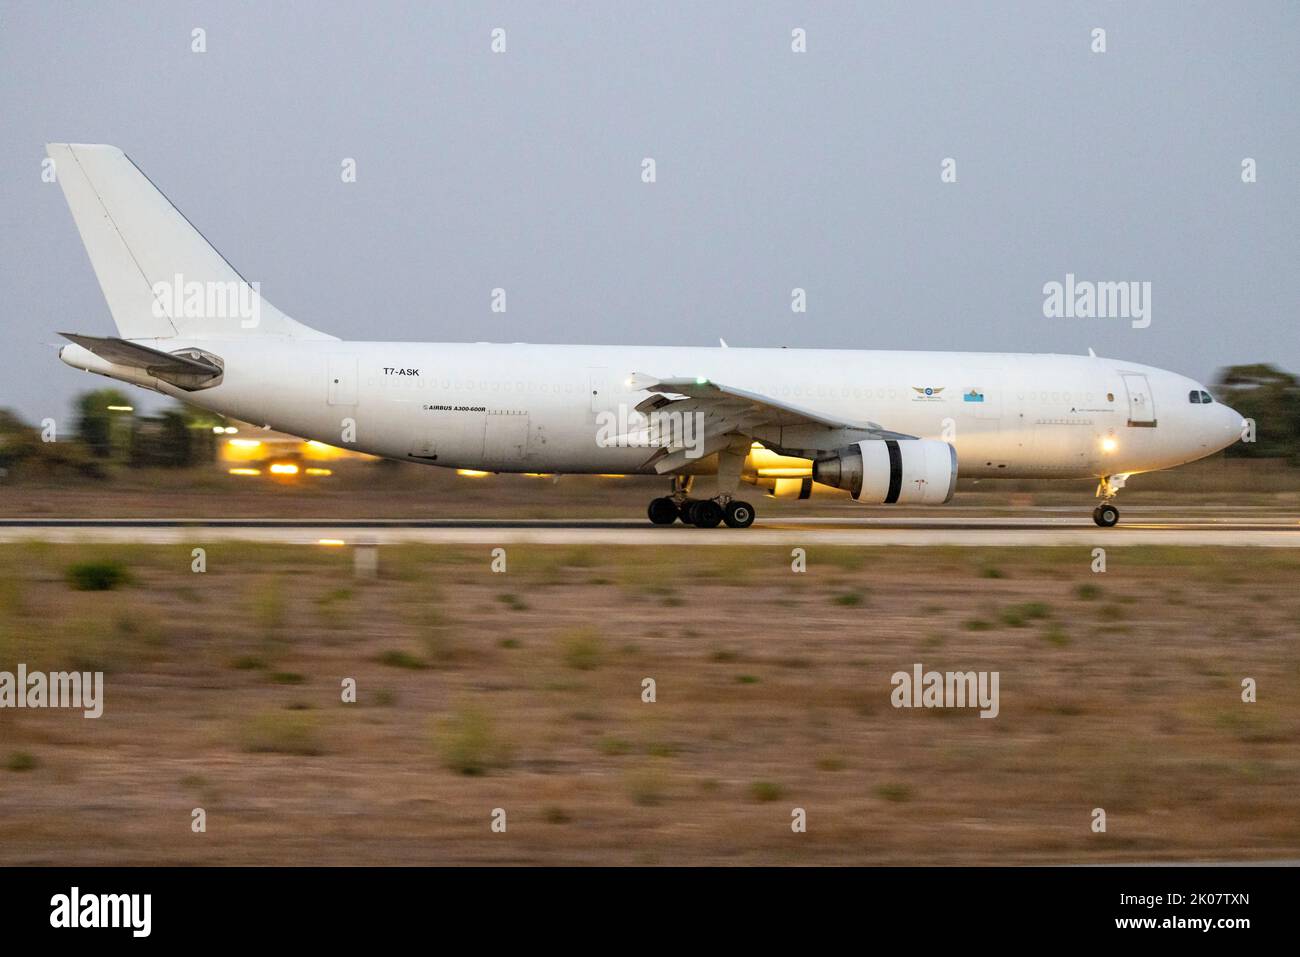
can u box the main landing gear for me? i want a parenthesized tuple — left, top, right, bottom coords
(647, 496, 756, 529)
(648, 441, 757, 528)
(648, 474, 755, 528)
(1092, 473, 1128, 528)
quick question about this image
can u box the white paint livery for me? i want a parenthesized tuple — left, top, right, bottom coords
(48, 144, 1243, 528)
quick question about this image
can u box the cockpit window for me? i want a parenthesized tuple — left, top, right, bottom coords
(1188, 390, 1202, 404)
(1200, 391, 1213, 404)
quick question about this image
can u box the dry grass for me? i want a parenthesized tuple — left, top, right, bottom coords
(0, 542, 1297, 864)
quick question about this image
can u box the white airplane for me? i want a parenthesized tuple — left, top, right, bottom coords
(48, 144, 1243, 528)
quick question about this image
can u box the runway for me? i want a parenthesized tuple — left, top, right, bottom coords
(1, 513, 1296, 547)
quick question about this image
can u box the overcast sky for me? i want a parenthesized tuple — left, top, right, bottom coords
(2, 1, 1296, 422)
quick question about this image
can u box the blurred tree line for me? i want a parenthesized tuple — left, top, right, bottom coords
(0, 389, 225, 480)
(1213, 364, 1300, 464)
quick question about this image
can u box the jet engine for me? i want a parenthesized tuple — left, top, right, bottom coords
(812, 439, 957, 505)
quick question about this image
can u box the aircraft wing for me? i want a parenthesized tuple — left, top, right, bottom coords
(628, 375, 877, 430)
(625, 373, 914, 471)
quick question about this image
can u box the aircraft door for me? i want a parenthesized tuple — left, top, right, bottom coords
(1121, 373, 1157, 427)
(483, 411, 530, 464)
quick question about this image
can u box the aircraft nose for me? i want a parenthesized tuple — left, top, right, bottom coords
(1217, 404, 1245, 449)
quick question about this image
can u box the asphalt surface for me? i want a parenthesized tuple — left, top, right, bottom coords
(1, 513, 1296, 546)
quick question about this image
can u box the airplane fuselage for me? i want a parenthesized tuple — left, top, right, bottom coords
(72, 339, 1242, 481)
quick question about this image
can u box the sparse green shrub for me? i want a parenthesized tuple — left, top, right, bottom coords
(558, 627, 603, 671)
(876, 783, 913, 803)
(435, 707, 511, 775)
(251, 578, 286, 632)
(626, 767, 668, 806)
(598, 736, 633, 756)
(5, 751, 38, 772)
(1000, 602, 1051, 627)
(1041, 625, 1071, 647)
(377, 650, 426, 670)
(239, 711, 324, 756)
(750, 781, 784, 802)
(65, 560, 128, 591)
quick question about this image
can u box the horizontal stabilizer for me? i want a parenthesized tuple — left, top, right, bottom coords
(59, 332, 222, 377)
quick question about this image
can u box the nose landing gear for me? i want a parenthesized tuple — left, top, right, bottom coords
(1092, 503, 1120, 527)
(1092, 473, 1128, 528)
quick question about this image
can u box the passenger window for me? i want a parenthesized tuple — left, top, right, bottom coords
(1188, 390, 1201, 403)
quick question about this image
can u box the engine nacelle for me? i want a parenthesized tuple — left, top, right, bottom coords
(812, 439, 957, 505)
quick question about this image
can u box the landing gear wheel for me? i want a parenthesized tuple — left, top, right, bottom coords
(1093, 504, 1119, 528)
(692, 500, 724, 528)
(679, 501, 698, 525)
(723, 500, 755, 528)
(647, 497, 678, 526)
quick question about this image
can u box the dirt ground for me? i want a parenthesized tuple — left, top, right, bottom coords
(0, 541, 1296, 865)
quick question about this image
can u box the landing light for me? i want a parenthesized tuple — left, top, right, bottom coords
(106, 405, 133, 412)
(1101, 437, 1118, 453)
(269, 462, 299, 475)
(228, 438, 262, 448)
(228, 468, 260, 476)
(457, 469, 490, 477)
(317, 539, 346, 547)
(304, 467, 332, 476)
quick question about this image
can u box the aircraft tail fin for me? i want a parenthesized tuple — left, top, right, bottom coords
(46, 143, 334, 341)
